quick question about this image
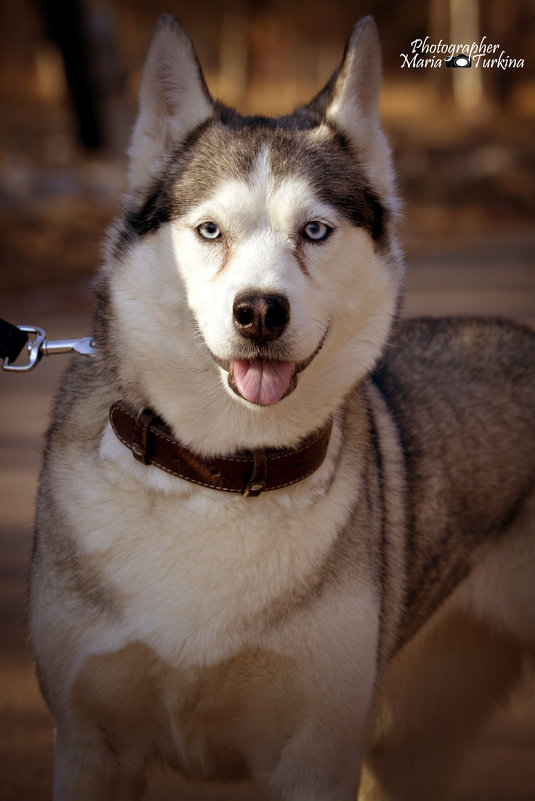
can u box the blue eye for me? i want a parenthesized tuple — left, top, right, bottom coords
(198, 221, 221, 240)
(303, 221, 332, 242)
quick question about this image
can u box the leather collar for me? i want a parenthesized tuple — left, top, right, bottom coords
(109, 401, 333, 497)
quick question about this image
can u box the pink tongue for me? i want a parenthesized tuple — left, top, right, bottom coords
(232, 360, 293, 405)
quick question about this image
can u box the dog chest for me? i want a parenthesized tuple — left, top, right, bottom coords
(53, 429, 362, 667)
(70, 639, 307, 782)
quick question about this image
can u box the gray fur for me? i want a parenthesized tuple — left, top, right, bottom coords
(111, 113, 389, 262)
(373, 317, 535, 644)
(30, 15, 535, 801)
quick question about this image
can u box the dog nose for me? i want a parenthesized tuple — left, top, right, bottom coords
(233, 292, 290, 342)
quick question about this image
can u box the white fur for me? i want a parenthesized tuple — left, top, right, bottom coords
(49, 416, 353, 667)
(109, 148, 398, 457)
(31, 16, 412, 800)
(30, 16, 535, 801)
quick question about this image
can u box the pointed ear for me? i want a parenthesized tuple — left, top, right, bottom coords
(308, 17, 395, 200)
(128, 15, 214, 191)
(323, 16, 382, 132)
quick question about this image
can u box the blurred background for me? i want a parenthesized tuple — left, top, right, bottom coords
(1, 0, 534, 301)
(0, 0, 534, 799)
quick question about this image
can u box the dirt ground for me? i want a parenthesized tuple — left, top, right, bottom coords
(1, 223, 535, 800)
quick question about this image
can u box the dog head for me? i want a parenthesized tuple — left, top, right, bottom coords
(103, 16, 402, 454)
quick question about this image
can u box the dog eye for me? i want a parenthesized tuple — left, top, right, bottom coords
(197, 221, 221, 240)
(302, 221, 331, 242)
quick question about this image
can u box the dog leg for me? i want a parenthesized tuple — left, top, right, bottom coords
(254, 661, 375, 800)
(53, 725, 147, 801)
(360, 610, 526, 801)
(239, 666, 372, 799)
(258, 728, 364, 801)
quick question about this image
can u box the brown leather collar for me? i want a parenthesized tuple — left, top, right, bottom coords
(109, 401, 333, 497)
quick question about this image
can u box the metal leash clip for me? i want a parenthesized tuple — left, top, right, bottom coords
(2, 325, 97, 373)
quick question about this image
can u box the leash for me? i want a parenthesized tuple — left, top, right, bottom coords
(0, 317, 97, 372)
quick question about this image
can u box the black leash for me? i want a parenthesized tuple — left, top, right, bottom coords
(0, 317, 97, 372)
(0, 318, 29, 364)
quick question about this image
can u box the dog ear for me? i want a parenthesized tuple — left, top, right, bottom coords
(307, 17, 395, 199)
(128, 15, 214, 191)
(305, 17, 381, 134)
(322, 17, 382, 130)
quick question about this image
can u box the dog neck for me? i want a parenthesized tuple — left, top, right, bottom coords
(109, 401, 333, 497)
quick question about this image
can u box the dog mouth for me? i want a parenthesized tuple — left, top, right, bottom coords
(211, 327, 329, 406)
(230, 359, 295, 405)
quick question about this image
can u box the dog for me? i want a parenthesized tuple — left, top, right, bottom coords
(30, 14, 535, 801)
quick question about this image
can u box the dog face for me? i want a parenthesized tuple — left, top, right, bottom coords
(171, 124, 392, 406)
(103, 16, 402, 452)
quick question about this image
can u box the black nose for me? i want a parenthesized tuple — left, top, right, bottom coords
(233, 292, 290, 342)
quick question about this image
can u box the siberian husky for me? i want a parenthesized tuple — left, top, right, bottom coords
(31, 15, 535, 801)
